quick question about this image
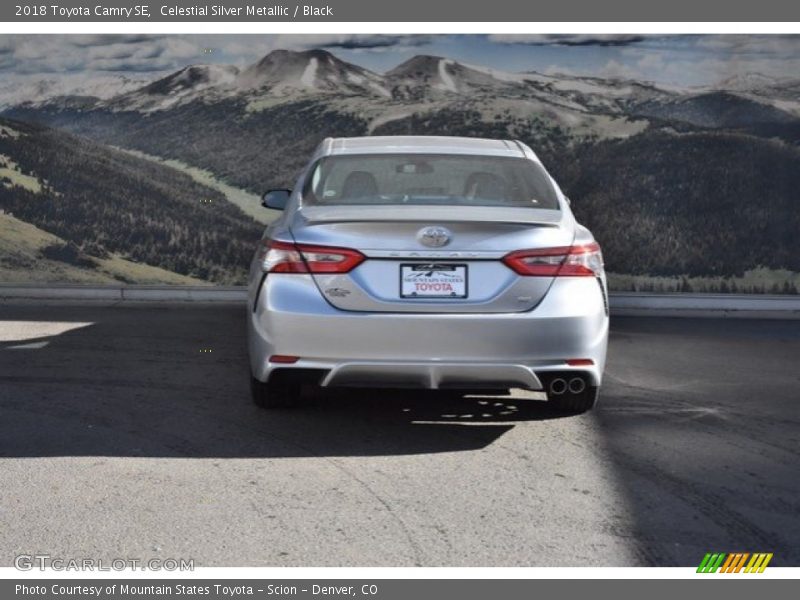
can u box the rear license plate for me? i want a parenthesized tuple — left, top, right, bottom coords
(400, 264, 468, 298)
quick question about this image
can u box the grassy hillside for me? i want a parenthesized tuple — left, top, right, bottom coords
(6, 99, 367, 194)
(5, 98, 800, 290)
(0, 212, 206, 285)
(0, 116, 263, 284)
(564, 131, 800, 279)
(1, 153, 43, 193)
(115, 146, 278, 225)
(607, 268, 800, 295)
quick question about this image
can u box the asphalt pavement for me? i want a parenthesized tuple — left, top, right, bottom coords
(0, 302, 798, 567)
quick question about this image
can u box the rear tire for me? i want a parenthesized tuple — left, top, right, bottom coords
(250, 374, 302, 409)
(549, 386, 599, 414)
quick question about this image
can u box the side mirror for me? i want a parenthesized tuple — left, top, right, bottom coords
(262, 189, 291, 210)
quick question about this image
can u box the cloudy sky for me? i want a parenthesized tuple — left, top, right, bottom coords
(1, 34, 799, 87)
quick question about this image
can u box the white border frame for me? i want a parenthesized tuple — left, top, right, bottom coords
(0, 18, 798, 580)
(1, 22, 800, 34)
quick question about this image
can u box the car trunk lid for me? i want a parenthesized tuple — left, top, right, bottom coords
(289, 205, 573, 313)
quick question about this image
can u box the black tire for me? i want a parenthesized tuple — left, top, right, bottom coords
(549, 386, 599, 414)
(250, 374, 302, 409)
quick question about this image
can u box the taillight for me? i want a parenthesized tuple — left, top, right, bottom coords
(503, 242, 603, 277)
(298, 244, 365, 273)
(257, 240, 307, 273)
(257, 240, 365, 274)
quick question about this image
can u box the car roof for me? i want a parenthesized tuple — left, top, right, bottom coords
(319, 136, 536, 160)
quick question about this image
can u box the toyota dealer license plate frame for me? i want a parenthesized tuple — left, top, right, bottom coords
(400, 264, 468, 298)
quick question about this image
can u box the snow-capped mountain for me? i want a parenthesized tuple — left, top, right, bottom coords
(385, 55, 522, 98)
(107, 64, 240, 111)
(0, 73, 154, 109)
(238, 49, 390, 97)
(708, 72, 800, 116)
(4, 48, 799, 133)
(716, 72, 784, 93)
(100, 50, 393, 112)
(143, 64, 239, 94)
(88, 49, 680, 120)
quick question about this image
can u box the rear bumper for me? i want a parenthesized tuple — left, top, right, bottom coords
(248, 275, 608, 390)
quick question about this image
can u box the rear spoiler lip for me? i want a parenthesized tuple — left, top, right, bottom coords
(297, 205, 564, 227)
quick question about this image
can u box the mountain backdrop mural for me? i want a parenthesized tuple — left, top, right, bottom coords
(1, 35, 799, 292)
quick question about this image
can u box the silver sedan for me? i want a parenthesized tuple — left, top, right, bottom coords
(247, 136, 608, 412)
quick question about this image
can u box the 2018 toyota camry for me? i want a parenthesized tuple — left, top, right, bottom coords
(247, 136, 608, 412)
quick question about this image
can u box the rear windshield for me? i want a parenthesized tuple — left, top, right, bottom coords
(301, 153, 560, 209)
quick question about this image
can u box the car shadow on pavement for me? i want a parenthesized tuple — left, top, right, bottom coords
(588, 318, 800, 566)
(0, 303, 571, 459)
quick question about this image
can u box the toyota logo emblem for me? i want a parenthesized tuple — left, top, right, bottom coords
(417, 226, 452, 248)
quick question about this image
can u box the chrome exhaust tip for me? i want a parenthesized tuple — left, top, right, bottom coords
(549, 378, 568, 396)
(568, 377, 586, 394)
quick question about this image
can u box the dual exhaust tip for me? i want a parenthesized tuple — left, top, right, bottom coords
(548, 376, 586, 396)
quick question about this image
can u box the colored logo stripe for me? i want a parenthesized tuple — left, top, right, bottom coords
(696, 553, 712, 572)
(721, 553, 750, 573)
(697, 553, 726, 573)
(745, 553, 773, 573)
(697, 552, 773, 573)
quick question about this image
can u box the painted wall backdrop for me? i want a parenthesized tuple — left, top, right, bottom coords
(0, 34, 798, 292)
